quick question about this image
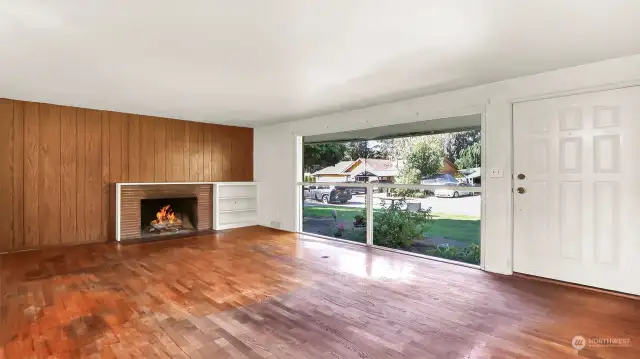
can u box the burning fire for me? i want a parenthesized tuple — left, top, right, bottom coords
(151, 205, 182, 226)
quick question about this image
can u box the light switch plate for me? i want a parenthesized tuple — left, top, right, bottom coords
(490, 168, 503, 178)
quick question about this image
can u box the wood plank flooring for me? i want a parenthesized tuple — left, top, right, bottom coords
(1, 227, 638, 358)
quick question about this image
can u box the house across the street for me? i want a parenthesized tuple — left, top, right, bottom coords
(312, 158, 398, 183)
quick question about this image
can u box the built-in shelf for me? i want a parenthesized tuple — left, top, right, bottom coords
(219, 208, 257, 213)
(219, 196, 256, 200)
(213, 183, 258, 230)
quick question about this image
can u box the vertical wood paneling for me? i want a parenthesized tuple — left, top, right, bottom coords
(39, 104, 61, 246)
(23, 103, 39, 248)
(211, 126, 222, 181)
(60, 106, 77, 245)
(0, 99, 253, 251)
(173, 120, 185, 181)
(244, 127, 254, 181)
(101, 113, 110, 241)
(230, 127, 242, 180)
(76, 109, 86, 245)
(109, 113, 122, 182)
(109, 112, 122, 242)
(189, 122, 200, 181)
(128, 114, 140, 182)
(164, 119, 174, 181)
(154, 117, 166, 182)
(203, 126, 212, 181)
(139, 116, 155, 182)
(85, 110, 102, 243)
(197, 123, 204, 182)
(121, 115, 129, 182)
(221, 127, 232, 181)
(165, 118, 174, 181)
(12, 101, 24, 248)
(183, 121, 191, 180)
(0, 100, 14, 251)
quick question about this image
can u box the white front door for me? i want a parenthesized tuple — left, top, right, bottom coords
(513, 86, 640, 295)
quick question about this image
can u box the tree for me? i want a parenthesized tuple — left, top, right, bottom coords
(405, 136, 445, 177)
(303, 143, 347, 173)
(455, 142, 481, 169)
(344, 141, 389, 160)
(396, 167, 421, 185)
(443, 130, 480, 163)
(378, 137, 417, 161)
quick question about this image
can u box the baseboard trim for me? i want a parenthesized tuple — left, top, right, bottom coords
(260, 225, 293, 234)
(513, 272, 640, 300)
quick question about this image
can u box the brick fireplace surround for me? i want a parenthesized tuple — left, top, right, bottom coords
(116, 183, 213, 241)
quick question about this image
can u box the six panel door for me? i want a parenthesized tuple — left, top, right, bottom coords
(513, 86, 640, 295)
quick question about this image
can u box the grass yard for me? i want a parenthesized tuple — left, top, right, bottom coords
(425, 213, 480, 245)
(303, 204, 480, 245)
(303, 206, 364, 220)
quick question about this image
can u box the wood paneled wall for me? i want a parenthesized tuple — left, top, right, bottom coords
(0, 99, 253, 251)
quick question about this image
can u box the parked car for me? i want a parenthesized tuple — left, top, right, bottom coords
(434, 182, 473, 198)
(311, 186, 353, 203)
(344, 182, 367, 194)
(421, 173, 457, 185)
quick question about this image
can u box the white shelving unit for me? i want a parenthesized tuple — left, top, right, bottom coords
(213, 182, 258, 230)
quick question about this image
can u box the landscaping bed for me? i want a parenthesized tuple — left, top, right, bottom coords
(302, 203, 481, 265)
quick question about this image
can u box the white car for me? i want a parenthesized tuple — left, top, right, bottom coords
(434, 182, 473, 198)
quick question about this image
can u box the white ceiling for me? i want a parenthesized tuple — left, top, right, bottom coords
(1, 1, 640, 127)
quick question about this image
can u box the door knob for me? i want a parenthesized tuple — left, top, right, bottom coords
(517, 173, 526, 180)
(517, 187, 526, 194)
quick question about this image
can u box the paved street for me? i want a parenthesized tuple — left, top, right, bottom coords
(304, 193, 481, 217)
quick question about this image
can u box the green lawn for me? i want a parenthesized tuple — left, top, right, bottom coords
(303, 206, 364, 220)
(303, 205, 480, 244)
(425, 213, 480, 244)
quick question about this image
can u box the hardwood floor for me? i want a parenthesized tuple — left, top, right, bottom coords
(1, 227, 638, 358)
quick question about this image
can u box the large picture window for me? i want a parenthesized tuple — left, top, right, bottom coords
(299, 123, 482, 266)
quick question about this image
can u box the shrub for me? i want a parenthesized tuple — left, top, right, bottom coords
(368, 198, 433, 249)
(391, 188, 421, 198)
(423, 244, 480, 265)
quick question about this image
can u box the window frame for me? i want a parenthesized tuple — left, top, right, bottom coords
(297, 117, 486, 269)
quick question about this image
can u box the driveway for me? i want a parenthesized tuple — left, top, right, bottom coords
(305, 194, 481, 217)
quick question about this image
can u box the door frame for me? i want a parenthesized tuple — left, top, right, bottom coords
(509, 81, 640, 274)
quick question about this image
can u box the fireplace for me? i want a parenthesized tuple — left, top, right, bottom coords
(117, 184, 212, 242)
(140, 197, 198, 237)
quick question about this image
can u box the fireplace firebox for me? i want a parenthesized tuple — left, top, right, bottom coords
(140, 197, 198, 237)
